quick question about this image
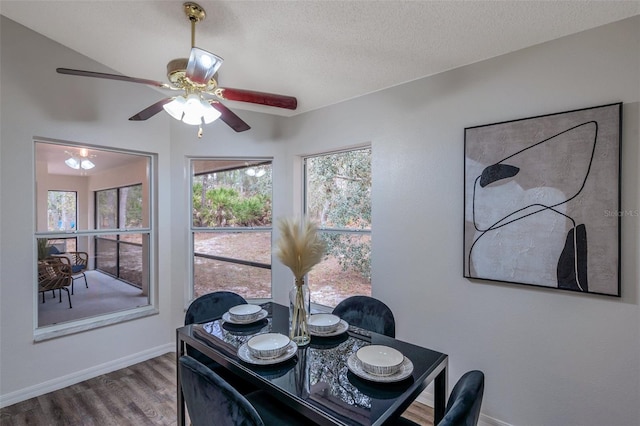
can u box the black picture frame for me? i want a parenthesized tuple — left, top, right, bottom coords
(463, 102, 622, 297)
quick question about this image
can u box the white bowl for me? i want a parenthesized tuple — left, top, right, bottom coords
(247, 333, 291, 359)
(308, 314, 341, 333)
(356, 345, 404, 376)
(228, 304, 262, 322)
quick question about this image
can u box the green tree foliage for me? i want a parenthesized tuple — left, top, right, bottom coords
(306, 149, 371, 279)
(123, 185, 143, 228)
(192, 165, 272, 228)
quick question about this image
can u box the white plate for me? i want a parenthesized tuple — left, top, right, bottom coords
(238, 340, 298, 365)
(310, 319, 349, 337)
(347, 353, 414, 383)
(222, 309, 268, 325)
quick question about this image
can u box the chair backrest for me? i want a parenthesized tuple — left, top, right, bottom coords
(440, 370, 485, 426)
(185, 291, 247, 325)
(332, 295, 396, 337)
(38, 258, 72, 291)
(179, 355, 264, 426)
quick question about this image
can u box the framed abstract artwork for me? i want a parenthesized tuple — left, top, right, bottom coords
(463, 102, 622, 296)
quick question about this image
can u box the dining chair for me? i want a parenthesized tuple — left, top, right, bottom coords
(332, 295, 396, 337)
(184, 291, 256, 394)
(179, 355, 309, 426)
(396, 370, 485, 426)
(185, 291, 248, 325)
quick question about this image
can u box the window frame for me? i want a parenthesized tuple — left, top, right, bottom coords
(94, 183, 145, 287)
(188, 157, 274, 303)
(302, 145, 372, 308)
(33, 139, 157, 341)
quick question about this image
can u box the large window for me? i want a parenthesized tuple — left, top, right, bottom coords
(304, 147, 372, 307)
(191, 159, 272, 300)
(34, 141, 154, 337)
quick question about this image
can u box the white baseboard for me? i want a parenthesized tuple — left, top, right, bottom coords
(0, 343, 174, 409)
(415, 390, 512, 426)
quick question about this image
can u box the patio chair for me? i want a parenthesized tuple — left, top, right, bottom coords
(49, 245, 88, 294)
(38, 257, 73, 309)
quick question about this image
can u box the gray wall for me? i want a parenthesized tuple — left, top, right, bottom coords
(276, 16, 640, 426)
(2, 13, 639, 426)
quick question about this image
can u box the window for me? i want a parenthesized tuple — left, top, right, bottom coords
(47, 190, 77, 252)
(191, 159, 272, 300)
(304, 147, 372, 308)
(34, 141, 154, 338)
(48, 191, 77, 231)
(95, 184, 146, 288)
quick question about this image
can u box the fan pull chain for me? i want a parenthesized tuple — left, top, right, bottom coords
(197, 125, 203, 138)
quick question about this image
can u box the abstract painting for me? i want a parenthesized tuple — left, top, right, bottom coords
(464, 103, 621, 296)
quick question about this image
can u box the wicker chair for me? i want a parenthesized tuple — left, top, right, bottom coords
(49, 246, 88, 294)
(38, 257, 73, 308)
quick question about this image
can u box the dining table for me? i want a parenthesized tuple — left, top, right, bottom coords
(176, 302, 448, 426)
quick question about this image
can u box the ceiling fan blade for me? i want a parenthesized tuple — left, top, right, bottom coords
(129, 98, 174, 121)
(57, 68, 169, 88)
(210, 102, 251, 132)
(216, 87, 297, 110)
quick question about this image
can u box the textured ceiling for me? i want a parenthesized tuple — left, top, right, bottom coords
(1, 1, 638, 117)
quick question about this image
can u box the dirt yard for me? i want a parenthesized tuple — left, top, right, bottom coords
(193, 233, 371, 307)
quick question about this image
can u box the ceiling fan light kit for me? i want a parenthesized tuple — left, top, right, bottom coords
(56, 2, 297, 137)
(65, 149, 96, 170)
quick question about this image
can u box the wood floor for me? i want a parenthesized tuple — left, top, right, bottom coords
(0, 352, 434, 425)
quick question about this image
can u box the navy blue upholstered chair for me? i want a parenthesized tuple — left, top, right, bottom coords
(184, 291, 256, 394)
(396, 370, 484, 426)
(185, 291, 248, 326)
(179, 355, 309, 426)
(332, 295, 396, 338)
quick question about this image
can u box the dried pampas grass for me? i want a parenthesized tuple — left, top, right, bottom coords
(275, 217, 325, 282)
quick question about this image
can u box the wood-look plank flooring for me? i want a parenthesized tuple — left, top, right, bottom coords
(0, 352, 434, 425)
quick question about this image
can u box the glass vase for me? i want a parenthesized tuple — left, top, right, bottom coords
(289, 277, 310, 346)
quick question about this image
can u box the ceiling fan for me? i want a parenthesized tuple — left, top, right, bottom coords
(56, 2, 297, 137)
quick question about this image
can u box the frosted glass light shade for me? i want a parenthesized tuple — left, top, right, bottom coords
(201, 101, 221, 124)
(182, 94, 204, 125)
(80, 159, 95, 170)
(65, 157, 80, 169)
(186, 47, 223, 85)
(163, 96, 186, 120)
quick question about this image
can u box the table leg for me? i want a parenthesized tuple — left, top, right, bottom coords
(177, 332, 185, 426)
(434, 367, 447, 425)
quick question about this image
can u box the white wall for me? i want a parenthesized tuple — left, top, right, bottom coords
(279, 16, 640, 426)
(0, 16, 177, 403)
(1, 12, 639, 426)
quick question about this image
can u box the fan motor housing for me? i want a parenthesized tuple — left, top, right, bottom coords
(167, 58, 189, 84)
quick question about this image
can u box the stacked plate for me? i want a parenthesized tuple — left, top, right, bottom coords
(357, 345, 404, 376)
(347, 345, 414, 383)
(222, 304, 268, 325)
(247, 333, 291, 359)
(308, 314, 349, 337)
(238, 333, 298, 365)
